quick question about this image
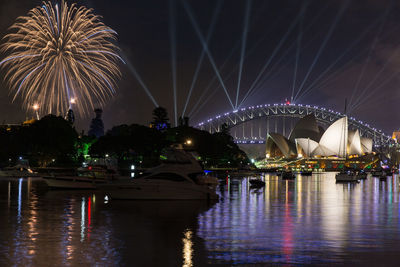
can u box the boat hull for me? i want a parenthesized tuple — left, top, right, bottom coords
(43, 176, 107, 189)
(0, 171, 38, 178)
(335, 173, 359, 183)
(103, 181, 218, 200)
(281, 173, 295, 180)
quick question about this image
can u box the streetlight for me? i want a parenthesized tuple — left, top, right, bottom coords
(32, 104, 39, 120)
(185, 139, 192, 145)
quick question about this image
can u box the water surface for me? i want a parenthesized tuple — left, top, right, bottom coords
(1, 173, 400, 266)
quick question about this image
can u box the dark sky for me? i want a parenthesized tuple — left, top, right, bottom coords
(1, 0, 400, 134)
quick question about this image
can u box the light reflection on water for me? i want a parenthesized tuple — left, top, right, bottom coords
(198, 173, 400, 265)
(182, 228, 194, 267)
(0, 178, 213, 266)
(1, 174, 400, 265)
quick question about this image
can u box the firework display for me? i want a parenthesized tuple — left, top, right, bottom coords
(0, 0, 123, 116)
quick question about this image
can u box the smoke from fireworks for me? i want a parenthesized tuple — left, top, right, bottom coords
(0, 0, 123, 117)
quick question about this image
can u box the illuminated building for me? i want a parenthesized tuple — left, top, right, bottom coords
(265, 115, 373, 159)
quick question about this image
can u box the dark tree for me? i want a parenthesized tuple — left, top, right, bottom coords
(151, 106, 170, 131)
(26, 115, 78, 166)
(88, 109, 104, 138)
(221, 123, 230, 135)
(166, 126, 249, 168)
(178, 116, 189, 127)
(90, 124, 167, 167)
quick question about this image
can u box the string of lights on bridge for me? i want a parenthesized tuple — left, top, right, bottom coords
(196, 102, 392, 145)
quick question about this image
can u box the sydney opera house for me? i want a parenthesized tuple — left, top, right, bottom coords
(265, 114, 373, 159)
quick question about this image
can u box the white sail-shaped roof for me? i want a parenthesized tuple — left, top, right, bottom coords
(295, 138, 319, 157)
(348, 130, 362, 155)
(265, 133, 297, 158)
(361, 137, 373, 154)
(318, 117, 348, 158)
(312, 144, 336, 157)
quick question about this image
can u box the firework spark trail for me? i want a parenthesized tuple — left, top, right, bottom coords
(0, 0, 123, 117)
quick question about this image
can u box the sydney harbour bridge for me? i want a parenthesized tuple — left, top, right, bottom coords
(196, 103, 393, 148)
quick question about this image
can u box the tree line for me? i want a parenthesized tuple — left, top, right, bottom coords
(0, 107, 250, 169)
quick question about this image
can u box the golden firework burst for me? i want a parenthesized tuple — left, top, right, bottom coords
(0, 0, 123, 117)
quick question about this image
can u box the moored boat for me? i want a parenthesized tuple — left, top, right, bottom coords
(336, 170, 359, 183)
(43, 165, 117, 189)
(300, 170, 313, 176)
(0, 164, 38, 178)
(101, 147, 219, 200)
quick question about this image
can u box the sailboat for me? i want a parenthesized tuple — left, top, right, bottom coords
(335, 115, 359, 183)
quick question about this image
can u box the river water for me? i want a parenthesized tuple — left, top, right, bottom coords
(1, 173, 400, 266)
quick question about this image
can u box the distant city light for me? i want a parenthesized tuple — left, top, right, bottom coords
(185, 139, 192, 145)
(131, 164, 135, 170)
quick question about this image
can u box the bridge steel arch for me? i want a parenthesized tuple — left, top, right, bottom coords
(196, 103, 393, 146)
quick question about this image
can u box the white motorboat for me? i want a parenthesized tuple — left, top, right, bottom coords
(335, 170, 359, 183)
(102, 147, 219, 200)
(0, 164, 38, 178)
(43, 165, 117, 189)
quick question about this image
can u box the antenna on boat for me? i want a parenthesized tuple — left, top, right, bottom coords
(344, 98, 347, 115)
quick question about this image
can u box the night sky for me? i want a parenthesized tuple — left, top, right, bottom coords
(1, 0, 400, 134)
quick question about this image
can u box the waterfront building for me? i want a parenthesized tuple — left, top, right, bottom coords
(265, 114, 373, 159)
